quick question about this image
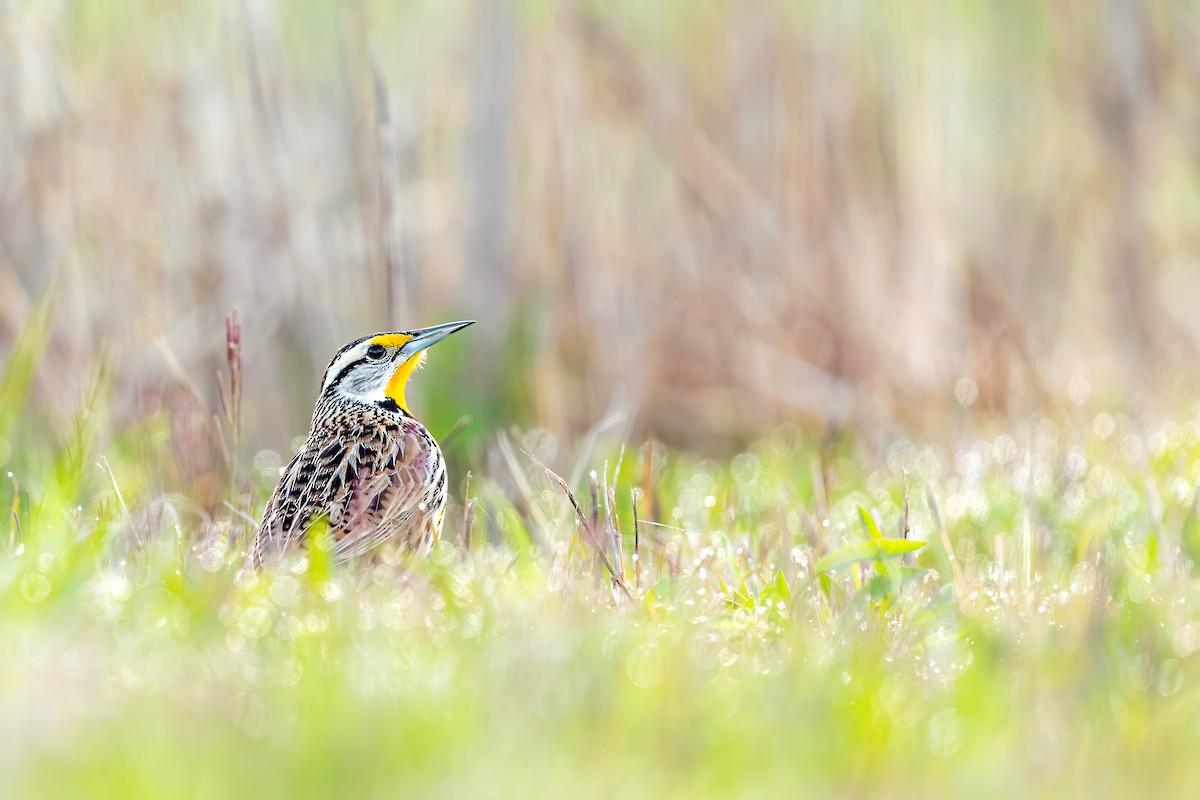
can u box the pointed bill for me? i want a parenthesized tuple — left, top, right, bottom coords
(399, 320, 476, 358)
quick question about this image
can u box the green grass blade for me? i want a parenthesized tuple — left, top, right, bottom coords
(814, 538, 927, 574)
(857, 504, 883, 543)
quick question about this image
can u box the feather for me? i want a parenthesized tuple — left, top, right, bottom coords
(249, 400, 446, 569)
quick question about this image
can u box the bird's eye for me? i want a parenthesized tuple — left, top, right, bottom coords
(366, 344, 387, 361)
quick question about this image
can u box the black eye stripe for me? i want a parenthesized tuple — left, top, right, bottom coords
(323, 342, 391, 395)
(323, 361, 358, 395)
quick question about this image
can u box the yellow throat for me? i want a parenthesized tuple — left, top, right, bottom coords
(371, 333, 423, 413)
(367, 320, 475, 414)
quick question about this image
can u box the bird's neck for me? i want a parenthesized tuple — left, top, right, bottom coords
(310, 393, 415, 431)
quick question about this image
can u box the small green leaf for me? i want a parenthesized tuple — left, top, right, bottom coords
(719, 577, 742, 608)
(814, 539, 927, 575)
(773, 570, 791, 600)
(858, 505, 884, 543)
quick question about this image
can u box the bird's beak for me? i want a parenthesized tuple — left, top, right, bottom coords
(398, 320, 475, 359)
(382, 320, 475, 412)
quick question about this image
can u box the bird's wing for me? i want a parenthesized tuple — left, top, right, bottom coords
(330, 428, 437, 562)
(252, 423, 439, 567)
(251, 430, 354, 566)
(251, 450, 300, 567)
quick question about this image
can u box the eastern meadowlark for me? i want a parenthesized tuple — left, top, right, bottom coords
(249, 320, 474, 568)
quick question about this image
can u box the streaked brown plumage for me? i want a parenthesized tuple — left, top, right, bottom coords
(249, 321, 473, 568)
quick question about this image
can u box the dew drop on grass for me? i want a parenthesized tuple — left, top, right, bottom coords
(1172, 622, 1200, 657)
(20, 572, 51, 603)
(118, 634, 182, 697)
(626, 643, 667, 688)
(927, 709, 963, 758)
(197, 535, 229, 573)
(1158, 659, 1184, 697)
(90, 571, 132, 621)
(237, 606, 272, 639)
(1069, 562, 1096, 596)
(959, 591, 983, 617)
(253, 449, 282, 479)
(357, 604, 378, 631)
(274, 658, 303, 687)
(1064, 447, 1087, 481)
(303, 611, 329, 634)
(991, 435, 1018, 466)
(1125, 654, 1152, 693)
(269, 575, 301, 608)
(954, 378, 978, 407)
(1068, 376, 1091, 406)
(1126, 573, 1152, 604)
(731, 453, 760, 485)
(1119, 434, 1145, 465)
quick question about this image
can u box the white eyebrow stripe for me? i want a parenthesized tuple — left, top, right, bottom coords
(320, 343, 367, 395)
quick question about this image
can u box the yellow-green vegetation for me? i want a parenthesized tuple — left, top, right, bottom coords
(7, 1, 1200, 797)
(3, 300, 1200, 798)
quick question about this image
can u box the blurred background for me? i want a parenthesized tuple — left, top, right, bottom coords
(4, 0, 1200, 466)
(10, 5, 1200, 793)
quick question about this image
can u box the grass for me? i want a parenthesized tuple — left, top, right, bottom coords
(8, 1, 1200, 796)
(3, 306, 1200, 797)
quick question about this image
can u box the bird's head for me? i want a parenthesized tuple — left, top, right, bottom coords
(318, 320, 475, 414)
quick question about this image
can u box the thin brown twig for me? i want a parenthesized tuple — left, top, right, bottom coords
(588, 469, 602, 583)
(588, 470, 601, 542)
(631, 487, 643, 595)
(7, 473, 20, 552)
(525, 451, 633, 601)
(607, 483, 624, 584)
(609, 444, 626, 580)
(495, 433, 554, 552)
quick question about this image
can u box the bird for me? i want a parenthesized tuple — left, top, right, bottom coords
(248, 320, 474, 569)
